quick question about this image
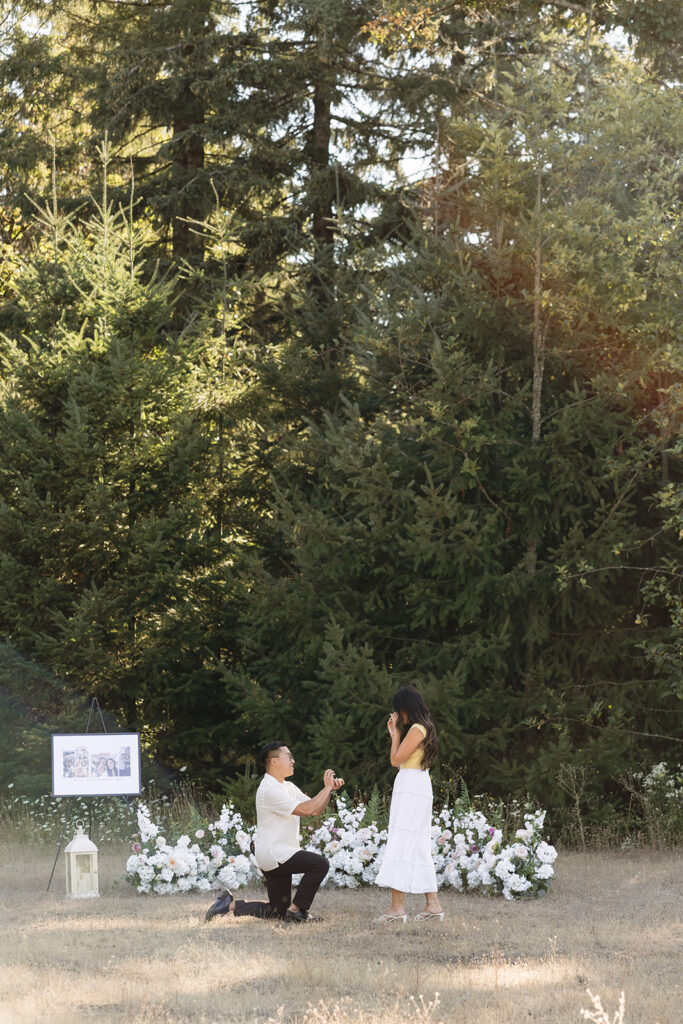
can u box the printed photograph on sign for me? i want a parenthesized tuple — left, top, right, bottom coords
(52, 734, 141, 796)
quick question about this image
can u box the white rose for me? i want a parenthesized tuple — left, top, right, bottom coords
(535, 841, 557, 864)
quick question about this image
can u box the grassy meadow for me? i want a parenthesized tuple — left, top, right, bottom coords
(0, 843, 680, 1024)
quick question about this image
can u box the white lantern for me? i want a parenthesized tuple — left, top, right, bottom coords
(64, 820, 99, 898)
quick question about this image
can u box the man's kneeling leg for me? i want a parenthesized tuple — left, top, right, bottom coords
(284, 850, 329, 915)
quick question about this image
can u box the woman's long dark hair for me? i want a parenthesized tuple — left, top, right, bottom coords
(392, 686, 438, 771)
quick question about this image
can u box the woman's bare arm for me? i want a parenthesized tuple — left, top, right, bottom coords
(388, 720, 425, 767)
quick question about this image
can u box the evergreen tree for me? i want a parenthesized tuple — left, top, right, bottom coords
(1, 2, 679, 805)
(218, 34, 682, 812)
(0, 158, 249, 785)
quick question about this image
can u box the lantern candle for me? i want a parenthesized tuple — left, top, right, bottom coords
(64, 820, 99, 898)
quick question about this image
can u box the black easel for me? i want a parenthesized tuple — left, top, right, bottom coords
(46, 698, 107, 892)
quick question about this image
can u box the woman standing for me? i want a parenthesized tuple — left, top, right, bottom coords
(375, 686, 443, 923)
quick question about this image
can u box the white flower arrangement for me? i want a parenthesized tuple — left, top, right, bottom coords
(303, 798, 388, 888)
(433, 806, 557, 900)
(125, 797, 557, 900)
(125, 802, 255, 895)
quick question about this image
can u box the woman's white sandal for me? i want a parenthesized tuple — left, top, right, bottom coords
(376, 912, 407, 924)
(414, 910, 445, 921)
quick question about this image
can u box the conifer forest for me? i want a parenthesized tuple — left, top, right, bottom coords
(0, 1, 681, 821)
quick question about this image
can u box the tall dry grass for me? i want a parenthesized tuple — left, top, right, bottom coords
(0, 844, 680, 1024)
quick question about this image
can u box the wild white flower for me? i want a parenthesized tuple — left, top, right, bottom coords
(137, 804, 159, 843)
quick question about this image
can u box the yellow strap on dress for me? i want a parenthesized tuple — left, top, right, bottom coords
(400, 723, 427, 770)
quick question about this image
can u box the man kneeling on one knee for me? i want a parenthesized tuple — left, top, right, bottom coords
(205, 741, 344, 923)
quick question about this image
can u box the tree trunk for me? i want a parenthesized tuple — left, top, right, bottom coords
(309, 79, 334, 247)
(171, 36, 207, 264)
(531, 164, 547, 446)
(305, 71, 339, 366)
(526, 162, 547, 685)
(172, 104, 206, 263)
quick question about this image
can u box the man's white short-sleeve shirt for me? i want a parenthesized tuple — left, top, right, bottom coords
(254, 774, 309, 871)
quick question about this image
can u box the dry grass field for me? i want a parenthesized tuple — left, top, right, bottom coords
(0, 843, 680, 1024)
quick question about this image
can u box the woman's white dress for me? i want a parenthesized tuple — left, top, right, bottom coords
(375, 767, 437, 894)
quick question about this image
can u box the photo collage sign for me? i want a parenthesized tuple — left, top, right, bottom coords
(52, 733, 141, 796)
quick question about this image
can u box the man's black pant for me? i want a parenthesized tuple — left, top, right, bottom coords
(233, 850, 329, 919)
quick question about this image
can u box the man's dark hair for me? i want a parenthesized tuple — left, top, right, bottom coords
(260, 741, 286, 768)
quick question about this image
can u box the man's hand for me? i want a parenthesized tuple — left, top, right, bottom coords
(294, 771, 345, 816)
(323, 768, 345, 791)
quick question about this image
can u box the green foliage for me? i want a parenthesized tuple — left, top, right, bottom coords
(359, 784, 389, 831)
(212, 761, 262, 824)
(0, 4, 680, 823)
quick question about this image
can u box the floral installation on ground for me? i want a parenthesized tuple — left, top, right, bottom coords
(125, 802, 254, 895)
(125, 795, 557, 900)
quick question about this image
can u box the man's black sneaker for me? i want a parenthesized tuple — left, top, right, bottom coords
(285, 908, 322, 923)
(205, 889, 234, 922)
